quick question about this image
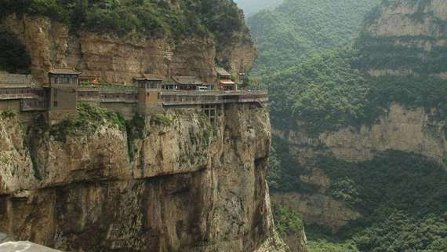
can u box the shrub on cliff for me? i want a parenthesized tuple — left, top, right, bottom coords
(272, 203, 304, 236)
(0, 0, 247, 42)
(49, 103, 125, 142)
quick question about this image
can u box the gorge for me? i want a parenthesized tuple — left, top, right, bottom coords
(0, 0, 292, 251)
(246, 0, 447, 251)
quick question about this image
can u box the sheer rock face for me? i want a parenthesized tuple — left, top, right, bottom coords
(272, 0, 447, 232)
(0, 116, 36, 193)
(282, 104, 447, 164)
(274, 103, 447, 231)
(361, 0, 447, 77)
(0, 14, 256, 84)
(0, 105, 287, 252)
(366, 0, 447, 37)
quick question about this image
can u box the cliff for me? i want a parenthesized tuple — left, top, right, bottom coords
(270, 0, 447, 234)
(274, 103, 447, 231)
(0, 104, 288, 251)
(0, 1, 256, 83)
(359, 0, 447, 77)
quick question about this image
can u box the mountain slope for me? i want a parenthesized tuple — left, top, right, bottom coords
(250, 0, 447, 251)
(248, 0, 381, 75)
(253, 0, 447, 251)
(0, 0, 256, 82)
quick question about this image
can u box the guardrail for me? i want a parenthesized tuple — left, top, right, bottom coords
(160, 91, 268, 106)
(0, 73, 33, 86)
(0, 86, 267, 111)
(0, 87, 45, 100)
(78, 88, 137, 103)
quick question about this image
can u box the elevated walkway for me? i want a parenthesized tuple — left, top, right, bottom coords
(0, 72, 33, 87)
(78, 86, 137, 103)
(160, 90, 268, 107)
(0, 73, 269, 114)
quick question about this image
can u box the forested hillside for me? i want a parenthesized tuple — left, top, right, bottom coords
(249, 0, 447, 251)
(0, 0, 247, 41)
(248, 0, 381, 75)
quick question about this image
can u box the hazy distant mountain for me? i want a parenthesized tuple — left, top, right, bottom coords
(233, 0, 282, 17)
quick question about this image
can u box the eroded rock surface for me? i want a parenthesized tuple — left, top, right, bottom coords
(0, 14, 256, 84)
(0, 105, 287, 252)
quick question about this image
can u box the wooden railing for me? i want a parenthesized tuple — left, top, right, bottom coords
(78, 87, 137, 103)
(160, 91, 268, 106)
(0, 85, 268, 111)
(0, 73, 33, 86)
(0, 87, 45, 100)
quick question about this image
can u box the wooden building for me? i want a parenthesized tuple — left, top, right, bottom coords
(172, 76, 211, 91)
(49, 69, 80, 86)
(216, 68, 236, 91)
(134, 74, 163, 89)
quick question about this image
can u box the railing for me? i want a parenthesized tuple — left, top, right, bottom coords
(0, 87, 45, 100)
(78, 88, 137, 103)
(160, 91, 268, 106)
(0, 73, 33, 86)
(0, 85, 267, 110)
(100, 92, 137, 103)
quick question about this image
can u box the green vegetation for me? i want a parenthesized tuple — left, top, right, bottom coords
(272, 203, 303, 237)
(248, 0, 381, 75)
(274, 151, 447, 251)
(0, 30, 31, 73)
(49, 103, 125, 142)
(268, 136, 314, 192)
(356, 34, 447, 74)
(0, 0, 248, 50)
(308, 240, 358, 252)
(251, 0, 447, 251)
(0, 109, 17, 119)
(265, 48, 370, 134)
(318, 151, 447, 220)
(265, 47, 447, 135)
(249, 0, 447, 136)
(125, 113, 145, 161)
(353, 212, 447, 252)
(150, 113, 173, 127)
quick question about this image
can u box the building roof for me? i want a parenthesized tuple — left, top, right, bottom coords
(48, 69, 81, 75)
(134, 74, 164, 81)
(216, 67, 231, 77)
(219, 80, 236, 85)
(172, 76, 203, 85)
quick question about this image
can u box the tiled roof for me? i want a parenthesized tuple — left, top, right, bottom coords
(172, 76, 203, 85)
(134, 74, 164, 81)
(216, 67, 231, 77)
(220, 80, 235, 85)
(48, 69, 81, 75)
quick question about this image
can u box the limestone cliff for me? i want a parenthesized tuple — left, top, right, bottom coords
(0, 13, 256, 84)
(274, 103, 447, 230)
(359, 0, 447, 78)
(269, 0, 447, 232)
(0, 104, 287, 252)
